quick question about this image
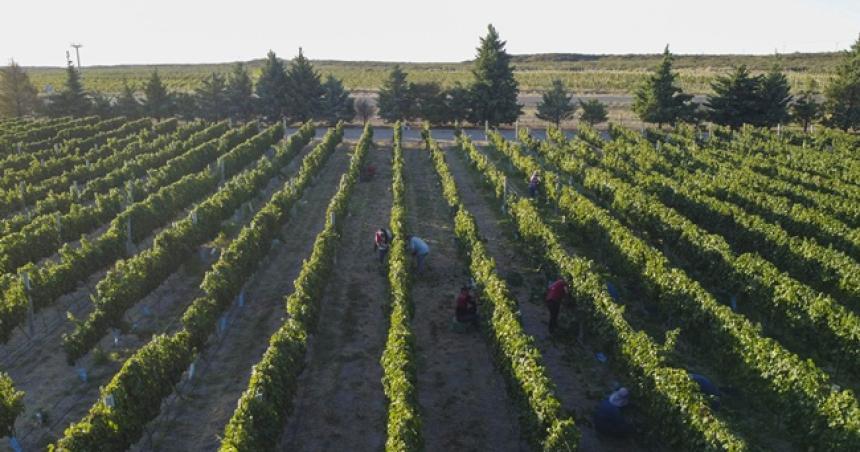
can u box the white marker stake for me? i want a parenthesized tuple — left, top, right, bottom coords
(188, 362, 196, 380)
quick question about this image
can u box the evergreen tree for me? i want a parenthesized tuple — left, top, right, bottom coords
(115, 79, 141, 118)
(468, 24, 521, 126)
(536, 79, 576, 126)
(255, 50, 289, 121)
(354, 97, 376, 124)
(757, 62, 793, 127)
(319, 74, 354, 126)
(143, 69, 173, 119)
(0, 60, 39, 117)
(172, 92, 198, 121)
(195, 72, 228, 121)
(225, 63, 254, 121)
(285, 48, 324, 123)
(445, 82, 471, 126)
(705, 65, 762, 129)
(579, 99, 608, 126)
(90, 92, 114, 118)
(791, 80, 821, 132)
(48, 60, 90, 117)
(409, 82, 450, 125)
(824, 34, 860, 131)
(632, 45, 695, 127)
(377, 65, 412, 122)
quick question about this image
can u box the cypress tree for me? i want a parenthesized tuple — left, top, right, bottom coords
(319, 74, 354, 126)
(536, 79, 576, 126)
(285, 48, 324, 123)
(705, 65, 761, 129)
(90, 92, 114, 118)
(143, 69, 172, 119)
(115, 79, 141, 118)
(579, 99, 608, 126)
(824, 34, 860, 131)
(791, 80, 821, 132)
(377, 65, 412, 123)
(256, 50, 289, 121)
(409, 82, 450, 125)
(632, 45, 695, 127)
(225, 63, 254, 121)
(195, 72, 228, 121)
(445, 82, 472, 127)
(0, 60, 39, 117)
(48, 60, 90, 117)
(468, 24, 521, 126)
(757, 62, 793, 127)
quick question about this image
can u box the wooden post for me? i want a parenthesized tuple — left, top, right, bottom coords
(23, 272, 34, 336)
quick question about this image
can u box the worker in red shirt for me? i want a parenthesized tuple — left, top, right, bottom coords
(545, 278, 569, 333)
(455, 286, 478, 327)
(374, 227, 392, 264)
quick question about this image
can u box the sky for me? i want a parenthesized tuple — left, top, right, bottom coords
(2, 0, 858, 67)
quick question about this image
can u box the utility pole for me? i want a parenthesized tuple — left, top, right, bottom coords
(70, 43, 83, 70)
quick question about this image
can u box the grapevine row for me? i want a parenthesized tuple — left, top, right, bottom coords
(380, 122, 423, 452)
(423, 129, 578, 450)
(489, 132, 860, 450)
(458, 134, 745, 451)
(219, 124, 371, 450)
(0, 123, 275, 343)
(528, 129, 860, 377)
(53, 124, 344, 451)
(62, 122, 307, 362)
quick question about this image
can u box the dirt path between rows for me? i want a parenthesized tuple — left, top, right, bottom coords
(403, 142, 526, 452)
(133, 144, 352, 452)
(2, 142, 318, 450)
(445, 146, 644, 452)
(277, 143, 392, 451)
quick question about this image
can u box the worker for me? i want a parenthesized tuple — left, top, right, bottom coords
(406, 234, 430, 273)
(528, 170, 541, 198)
(690, 373, 722, 409)
(455, 285, 478, 327)
(374, 227, 392, 264)
(545, 278, 569, 333)
(594, 387, 634, 438)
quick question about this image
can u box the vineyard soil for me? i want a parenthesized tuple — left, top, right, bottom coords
(132, 144, 352, 451)
(403, 143, 526, 451)
(278, 142, 392, 450)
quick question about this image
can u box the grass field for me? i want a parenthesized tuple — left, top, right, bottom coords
(24, 52, 841, 96)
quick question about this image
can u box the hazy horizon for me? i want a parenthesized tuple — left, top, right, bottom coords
(3, 0, 858, 67)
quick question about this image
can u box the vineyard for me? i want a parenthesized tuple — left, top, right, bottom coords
(0, 115, 857, 452)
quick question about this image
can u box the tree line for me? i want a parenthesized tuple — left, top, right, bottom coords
(0, 48, 355, 125)
(532, 37, 860, 131)
(2, 29, 859, 131)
